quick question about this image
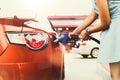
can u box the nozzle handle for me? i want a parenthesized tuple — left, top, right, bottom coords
(70, 35, 100, 44)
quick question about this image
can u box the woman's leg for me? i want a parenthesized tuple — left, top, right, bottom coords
(110, 62, 120, 80)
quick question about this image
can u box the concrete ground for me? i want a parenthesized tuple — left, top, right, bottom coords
(64, 50, 111, 80)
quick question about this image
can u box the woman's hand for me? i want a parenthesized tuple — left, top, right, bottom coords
(80, 28, 91, 41)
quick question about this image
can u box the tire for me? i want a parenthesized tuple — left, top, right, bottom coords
(90, 47, 99, 58)
(81, 55, 89, 58)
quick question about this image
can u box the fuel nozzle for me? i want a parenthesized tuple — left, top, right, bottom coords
(53, 33, 69, 44)
(53, 32, 100, 45)
(53, 33, 80, 44)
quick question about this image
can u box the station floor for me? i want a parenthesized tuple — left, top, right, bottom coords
(64, 50, 111, 80)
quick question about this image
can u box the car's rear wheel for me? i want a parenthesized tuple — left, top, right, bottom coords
(81, 55, 89, 58)
(90, 47, 99, 58)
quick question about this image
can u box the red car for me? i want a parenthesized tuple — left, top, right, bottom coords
(0, 10, 64, 80)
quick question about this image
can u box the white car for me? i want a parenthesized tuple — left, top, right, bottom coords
(77, 32, 101, 58)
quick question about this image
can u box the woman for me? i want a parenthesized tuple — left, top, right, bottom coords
(70, 0, 120, 80)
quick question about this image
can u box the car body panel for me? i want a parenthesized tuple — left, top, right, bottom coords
(0, 15, 64, 80)
(79, 40, 99, 55)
